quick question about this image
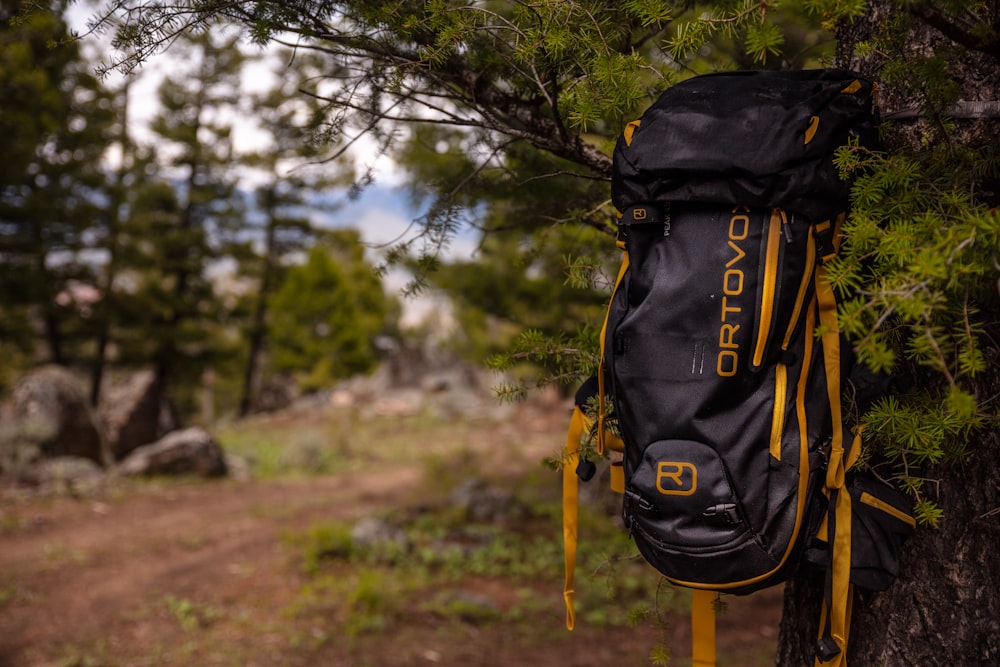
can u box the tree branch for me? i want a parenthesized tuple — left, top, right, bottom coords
(909, 2, 1000, 60)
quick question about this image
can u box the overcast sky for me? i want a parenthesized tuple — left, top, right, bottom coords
(66, 4, 479, 326)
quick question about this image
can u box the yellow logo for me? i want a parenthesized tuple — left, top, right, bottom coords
(717, 207, 748, 377)
(633, 207, 647, 221)
(656, 462, 697, 496)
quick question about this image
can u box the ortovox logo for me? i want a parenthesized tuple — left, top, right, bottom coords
(717, 207, 748, 377)
(656, 462, 697, 496)
(634, 207, 647, 221)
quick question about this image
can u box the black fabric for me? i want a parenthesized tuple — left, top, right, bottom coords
(612, 69, 878, 222)
(602, 69, 886, 594)
(608, 203, 827, 590)
(804, 473, 916, 591)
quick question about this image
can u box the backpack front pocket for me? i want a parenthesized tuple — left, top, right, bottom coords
(625, 439, 746, 550)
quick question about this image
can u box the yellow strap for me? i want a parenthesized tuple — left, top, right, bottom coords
(597, 251, 630, 455)
(828, 492, 854, 665)
(562, 406, 585, 630)
(814, 251, 855, 666)
(691, 589, 717, 667)
(814, 499, 855, 667)
(815, 264, 846, 491)
(610, 461, 625, 494)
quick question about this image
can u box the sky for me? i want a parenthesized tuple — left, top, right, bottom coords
(66, 3, 479, 326)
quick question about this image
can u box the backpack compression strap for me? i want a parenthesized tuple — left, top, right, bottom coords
(813, 215, 862, 666)
(562, 393, 626, 631)
(562, 404, 585, 631)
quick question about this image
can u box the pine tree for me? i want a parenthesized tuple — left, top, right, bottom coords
(92, 1, 1000, 661)
(267, 230, 391, 391)
(136, 28, 248, 412)
(0, 3, 114, 380)
(235, 50, 354, 415)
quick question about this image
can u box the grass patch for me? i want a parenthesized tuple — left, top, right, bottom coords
(163, 594, 223, 632)
(284, 468, 671, 644)
(215, 407, 520, 481)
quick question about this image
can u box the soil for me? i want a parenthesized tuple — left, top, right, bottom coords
(0, 401, 782, 667)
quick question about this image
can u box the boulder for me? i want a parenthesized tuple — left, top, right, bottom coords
(5, 365, 109, 470)
(115, 427, 227, 477)
(351, 517, 409, 551)
(450, 478, 519, 523)
(19, 456, 106, 497)
(98, 370, 174, 460)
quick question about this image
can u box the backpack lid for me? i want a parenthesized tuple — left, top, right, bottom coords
(612, 69, 878, 222)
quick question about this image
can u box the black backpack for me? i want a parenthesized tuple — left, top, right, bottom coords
(561, 70, 916, 666)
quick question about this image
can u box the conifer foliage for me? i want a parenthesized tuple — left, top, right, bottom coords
(31, 0, 1000, 661)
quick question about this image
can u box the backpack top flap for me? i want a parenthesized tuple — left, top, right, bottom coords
(612, 69, 877, 222)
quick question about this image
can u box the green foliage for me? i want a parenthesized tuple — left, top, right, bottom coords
(163, 594, 222, 632)
(267, 231, 392, 390)
(289, 484, 664, 635)
(0, 3, 115, 372)
(488, 326, 603, 402)
(822, 6, 1000, 521)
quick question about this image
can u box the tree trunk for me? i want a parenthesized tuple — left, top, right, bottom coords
(778, 3, 1000, 664)
(238, 195, 277, 418)
(777, 427, 1000, 665)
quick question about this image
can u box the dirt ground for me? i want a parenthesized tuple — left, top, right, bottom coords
(0, 401, 782, 667)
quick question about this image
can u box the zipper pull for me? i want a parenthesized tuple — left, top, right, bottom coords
(781, 210, 793, 243)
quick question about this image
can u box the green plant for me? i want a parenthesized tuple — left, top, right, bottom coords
(163, 595, 221, 632)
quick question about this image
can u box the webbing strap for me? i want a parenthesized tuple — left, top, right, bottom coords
(815, 490, 855, 666)
(691, 589, 717, 667)
(597, 251, 630, 455)
(816, 265, 845, 491)
(562, 406, 585, 631)
(814, 261, 855, 666)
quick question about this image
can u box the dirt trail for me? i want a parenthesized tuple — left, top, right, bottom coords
(1, 468, 426, 666)
(0, 403, 781, 666)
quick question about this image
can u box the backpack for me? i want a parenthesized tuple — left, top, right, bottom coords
(561, 69, 917, 666)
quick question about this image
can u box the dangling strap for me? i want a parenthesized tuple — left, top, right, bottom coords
(814, 254, 855, 666)
(815, 487, 855, 666)
(691, 589, 717, 667)
(562, 405, 586, 630)
(597, 249, 630, 455)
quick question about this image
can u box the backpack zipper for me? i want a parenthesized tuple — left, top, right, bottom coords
(780, 229, 817, 351)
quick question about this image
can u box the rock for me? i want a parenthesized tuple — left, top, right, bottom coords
(98, 370, 170, 460)
(6, 365, 109, 470)
(115, 427, 227, 477)
(450, 479, 518, 523)
(351, 517, 408, 551)
(19, 456, 106, 497)
(223, 453, 253, 482)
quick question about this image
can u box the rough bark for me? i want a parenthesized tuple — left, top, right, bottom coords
(778, 3, 1000, 664)
(778, 427, 1000, 665)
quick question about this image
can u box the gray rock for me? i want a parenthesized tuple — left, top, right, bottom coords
(351, 517, 408, 550)
(223, 453, 253, 482)
(6, 365, 109, 470)
(115, 427, 227, 477)
(19, 456, 106, 496)
(98, 370, 169, 460)
(450, 479, 518, 523)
